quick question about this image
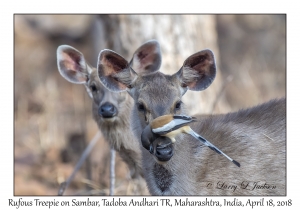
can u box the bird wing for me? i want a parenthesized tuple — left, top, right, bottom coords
(173, 115, 197, 121)
(152, 115, 196, 135)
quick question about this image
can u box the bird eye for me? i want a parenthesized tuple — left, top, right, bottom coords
(90, 84, 97, 92)
(137, 103, 145, 112)
(175, 101, 182, 110)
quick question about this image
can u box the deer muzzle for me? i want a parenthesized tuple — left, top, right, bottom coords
(99, 102, 118, 118)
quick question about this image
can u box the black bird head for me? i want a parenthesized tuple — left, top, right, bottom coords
(141, 124, 174, 162)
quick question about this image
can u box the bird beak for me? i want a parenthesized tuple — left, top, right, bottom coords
(141, 124, 174, 162)
(141, 124, 157, 152)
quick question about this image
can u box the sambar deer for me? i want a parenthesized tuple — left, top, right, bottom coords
(97, 47, 286, 195)
(56, 40, 162, 188)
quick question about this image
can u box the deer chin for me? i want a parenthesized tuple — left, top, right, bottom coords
(152, 136, 174, 164)
(101, 116, 118, 123)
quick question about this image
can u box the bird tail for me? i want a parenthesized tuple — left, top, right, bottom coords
(188, 129, 240, 167)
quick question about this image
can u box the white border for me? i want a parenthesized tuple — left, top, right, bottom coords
(2, 1, 299, 209)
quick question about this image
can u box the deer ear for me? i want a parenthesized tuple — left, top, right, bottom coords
(97, 49, 137, 92)
(175, 49, 216, 91)
(57, 45, 91, 84)
(129, 40, 162, 74)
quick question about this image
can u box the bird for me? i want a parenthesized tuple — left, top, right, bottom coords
(144, 114, 240, 167)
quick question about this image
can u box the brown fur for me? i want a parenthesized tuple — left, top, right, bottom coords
(145, 98, 286, 195)
(132, 71, 286, 195)
(57, 46, 143, 179)
(88, 71, 143, 178)
(97, 47, 286, 195)
(58, 41, 162, 181)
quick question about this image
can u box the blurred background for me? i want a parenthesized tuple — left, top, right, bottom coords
(14, 14, 286, 195)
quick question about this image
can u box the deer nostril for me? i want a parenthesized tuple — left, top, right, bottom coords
(155, 143, 173, 162)
(102, 104, 113, 112)
(156, 142, 172, 149)
(99, 102, 117, 118)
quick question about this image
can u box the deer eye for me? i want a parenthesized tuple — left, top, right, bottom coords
(90, 84, 97, 92)
(175, 101, 182, 110)
(137, 103, 145, 112)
